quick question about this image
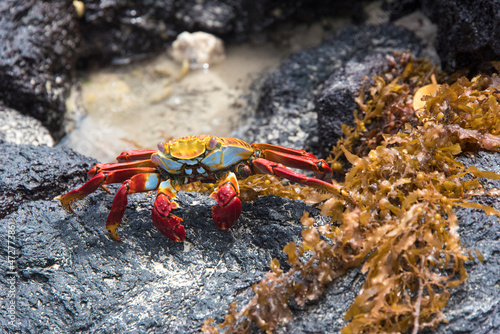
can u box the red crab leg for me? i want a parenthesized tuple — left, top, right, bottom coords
(251, 158, 355, 205)
(87, 160, 157, 179)
(252, 143, 318, 159)
(252, 143, 333, 181)
(116, 150, 157, 162)
(210, 172, 242, 230)
(105, 173, 161, 242)
(59, 167, 157, 213)
(151, 180, 186, 242)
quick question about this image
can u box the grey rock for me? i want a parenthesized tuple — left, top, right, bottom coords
(419, 151, 500, 334)
(0, 106, 54, 147)
(0, 0, 81, 141)
(0, 194, 309, 333)
(420, 0, 500, 72)
(78, 0, 370, 64)
(383, 0, 421, 21)
(235, 24, 423, 158)
(0, 143, 96, 220)
(0, 143, 312, 332)
(2, 144, 498, 333)
(314, 53, 389, 157)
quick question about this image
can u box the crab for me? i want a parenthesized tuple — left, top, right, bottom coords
(58, 135, 353, 243)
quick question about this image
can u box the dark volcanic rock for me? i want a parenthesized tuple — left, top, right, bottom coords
(0, 0, 81, 141)
(78, 0, 177, 63)
(0, 193, 309, 333)
(419, 151, 500, 334)
(235, 24, 422, 157)
(1, 145, 497, 333)
(314, 53, 389, 157)
(420, 0, 500, 72)
(0, 144, 311, 332)
(79, 0, 373, 64)
(0, 143, 95, 219)
(80, 0, 305, 63)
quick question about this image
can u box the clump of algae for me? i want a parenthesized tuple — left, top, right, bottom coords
(182, 174, 328, 204)
(202, 53, 500, 334)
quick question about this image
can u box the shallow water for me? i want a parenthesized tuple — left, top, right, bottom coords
(58, 24, 329, 162)
(57, 10, 431, 163)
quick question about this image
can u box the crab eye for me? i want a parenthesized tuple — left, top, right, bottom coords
(207, 137, 218, 150)
(157, 142, 166, 153)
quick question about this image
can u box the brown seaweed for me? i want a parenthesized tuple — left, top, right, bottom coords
(203, 53, 500, 334)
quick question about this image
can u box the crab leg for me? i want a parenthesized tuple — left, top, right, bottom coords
(252, 143, 333, 181)
(87, 160, 157, 179)
(116, 149, 157, 162)
(105, 173, 161, 242)
(210, 172, 242, 230)
(151, 180, 186, 242)
(252, 143, 318, 159)
(251, 158, 355, 205)
(59, 167, 157, 213)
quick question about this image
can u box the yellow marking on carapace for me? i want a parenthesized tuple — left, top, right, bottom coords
(168, 135, 210, 159)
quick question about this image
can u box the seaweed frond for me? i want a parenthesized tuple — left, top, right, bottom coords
(204, 53, 500, 334)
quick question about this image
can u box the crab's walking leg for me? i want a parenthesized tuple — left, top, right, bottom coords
(252, 143, 333, 181)
(151, 180, 186, 242)
(59, 167, 157, 213)
(87, 159, 157, 179)
(252, 158, 355, 205)
(210, 172, 242, 229)
(116, 150, 157, 162)
(105, 173, 161, 242)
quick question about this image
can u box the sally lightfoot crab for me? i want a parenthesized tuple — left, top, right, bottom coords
(58, 135, 353, 242)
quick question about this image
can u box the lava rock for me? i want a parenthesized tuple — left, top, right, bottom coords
(382, 0, 421, 21)
(419, 150, 500, 334)
(78, 0, 375, 64)
(0, 105, 54, 147)
(314, 53, 389, 157)
(0, 145, 498, 333)
(78, 0, 320, 64)
(235, 24, 422, 157)
(0, 143, 95, 220)
(0, 0, 81, 141)
(0, 194, 309, 333)
(0, 144, 312, 332)
(420, 0, 500, 72)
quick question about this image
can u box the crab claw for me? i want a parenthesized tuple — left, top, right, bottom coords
(152, 180, 186, 242)
(211, 172, 242, 229)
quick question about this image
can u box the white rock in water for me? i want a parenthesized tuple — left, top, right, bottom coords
(170, 31, 225, 66)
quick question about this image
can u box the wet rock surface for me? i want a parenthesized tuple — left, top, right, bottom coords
(1, 146, 498, 333)
(79, 0, 360, 64)
(0, 143, 95, 220)
(418, 151, 500, 334)
(0, 0, 80, 141)
(421, 0, 500, 71)
(0, 144, 313, 332)
(235, 24, 422, 157)
(387, 0, 500, 72)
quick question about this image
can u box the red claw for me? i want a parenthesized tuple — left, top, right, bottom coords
(152, 193, 186, 242)
(211, 172, 242, 229)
